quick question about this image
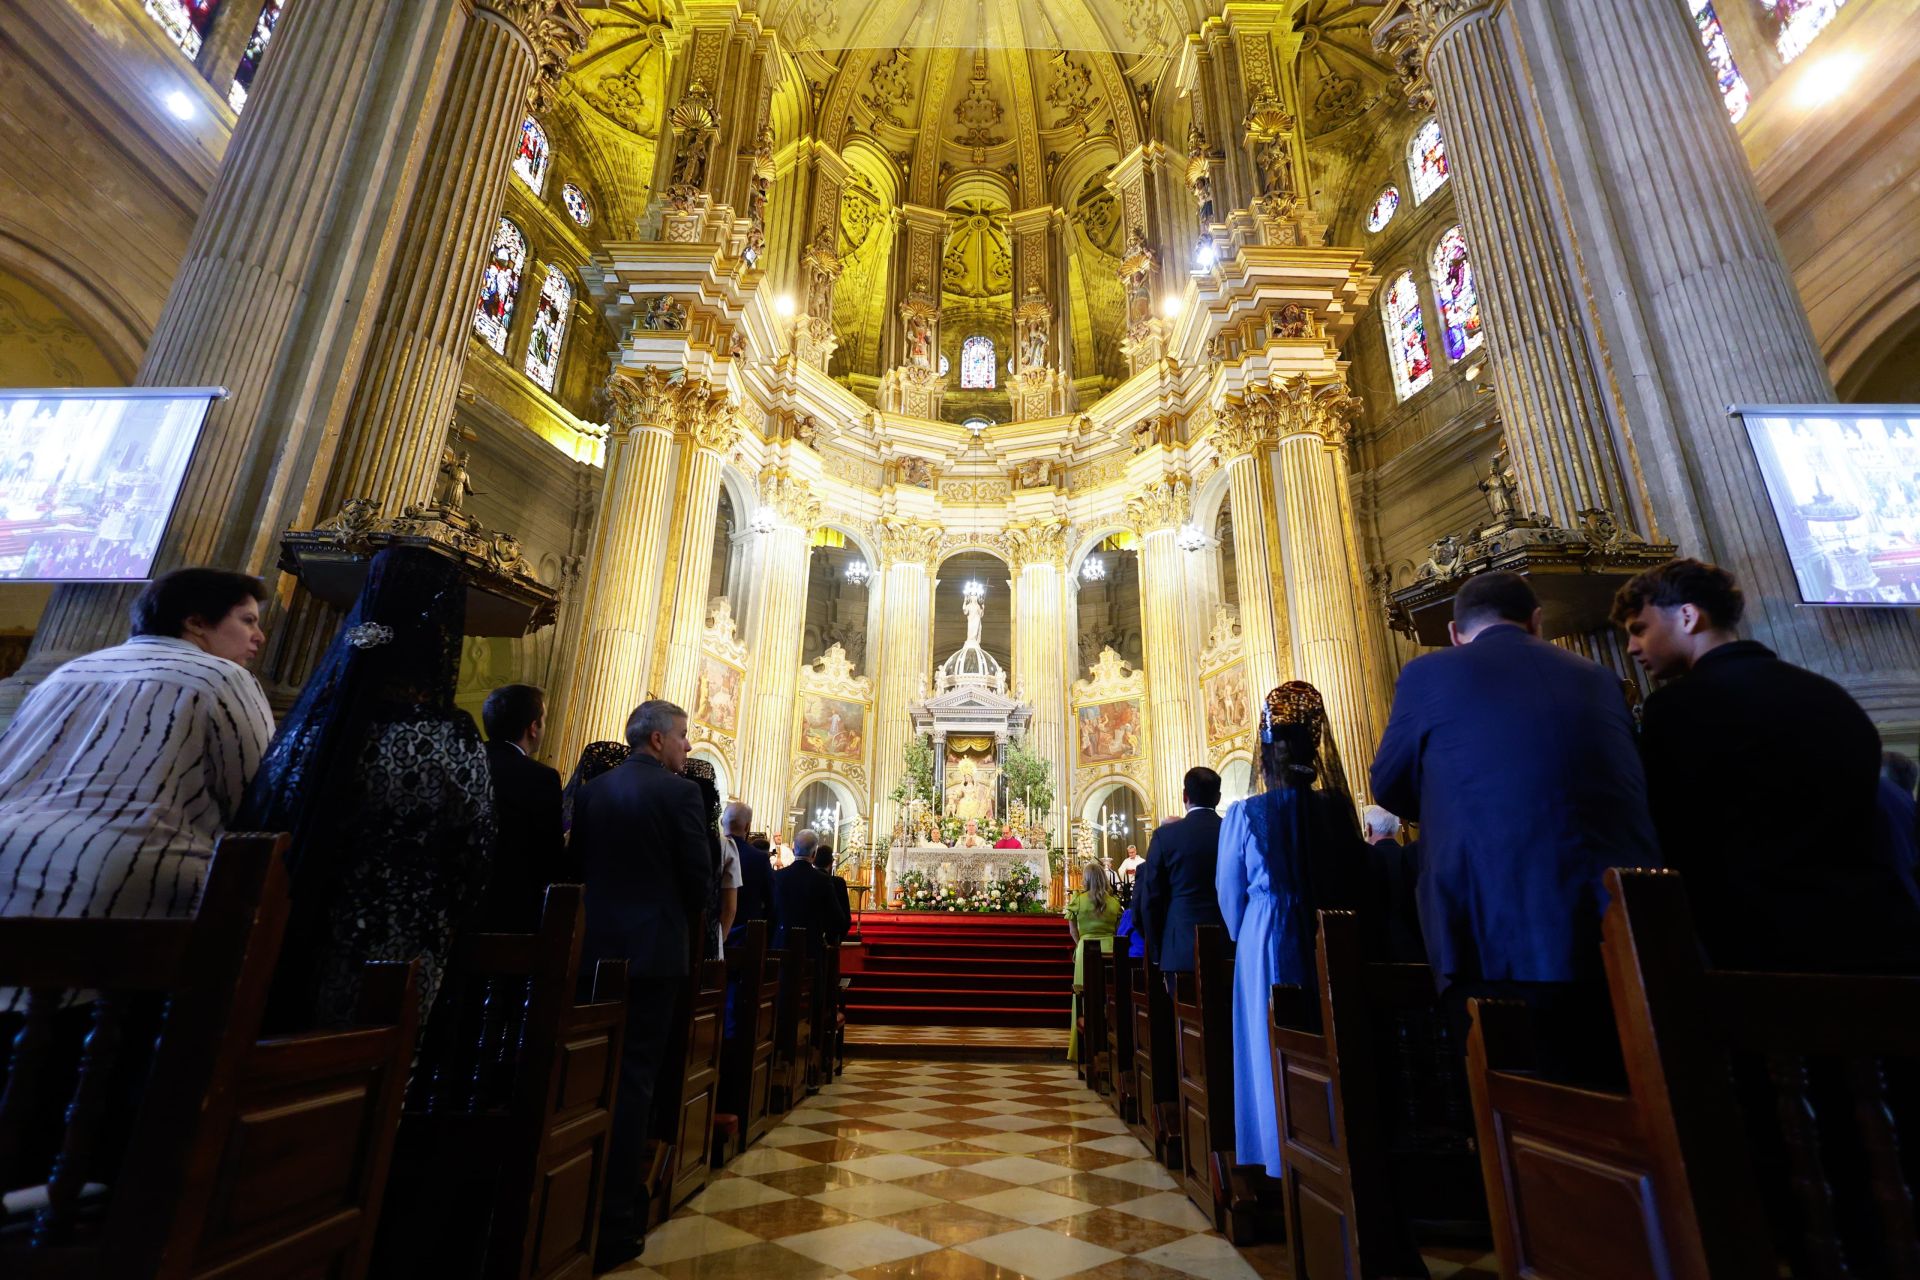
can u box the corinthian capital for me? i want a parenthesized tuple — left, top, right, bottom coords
(479, 0, 588, 113)
(1370, 0, 1493, 110)
(1003, 520, 1069, 573)
(759, 470, 821, 530)
(875, 519, 944, 571)
(1271, 375, 1363, 449)
(1125, 478, 1192, 535)
(602, 368, 672, 433)
(1211, 403, 1271, 460)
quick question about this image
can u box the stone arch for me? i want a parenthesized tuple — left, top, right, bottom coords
(0, 233, 142, 385)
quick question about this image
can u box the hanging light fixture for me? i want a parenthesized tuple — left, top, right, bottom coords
(844, 558, 871, 585)
(1175, 522, 1209, 552)
(963, 579, 985, 602)
(1080, 556, 1107, 582)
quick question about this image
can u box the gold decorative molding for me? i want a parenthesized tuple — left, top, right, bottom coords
(875, 518, 945, 570)
(759, 469, 822, 529)
(1003, 520, 1069, 573)
(1211, 403, 1270, 460)
(1072, 646, 1146, 703)
(1125, 476, 1192, 534)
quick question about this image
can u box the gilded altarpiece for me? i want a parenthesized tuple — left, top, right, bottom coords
(1198, 604, 1253, 771)
(789, 641, 873, 812)
(1070, 645, 1151, 814)
(692, 596, 746, 778)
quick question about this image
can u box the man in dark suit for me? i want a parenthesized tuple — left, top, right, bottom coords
(476, 684, 566, 930)
(815, 842, 852, 946)
(1614, 558, 1920, 973)
(773, 830, 846, 954)
(1372, 571, 1658, 1079)
(1134, 766, 1225, 978)
(574, 699, 713, 1269)
(724, 805, 776, 944)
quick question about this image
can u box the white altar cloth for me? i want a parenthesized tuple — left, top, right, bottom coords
(886, 843, 1046, 897)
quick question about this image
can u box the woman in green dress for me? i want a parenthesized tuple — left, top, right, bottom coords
(1066, 861, 1121, 1061)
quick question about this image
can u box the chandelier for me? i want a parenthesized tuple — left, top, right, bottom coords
(844, 558, 871, 585)
(1175, 522, 1209, 552)
(963, 579, 985, 602)
(1080, 556, 1106, 582)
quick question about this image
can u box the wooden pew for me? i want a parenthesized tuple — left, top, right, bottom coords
(1269, 909, 1453, 1279)
(378, 884, 627, 1280)
(770, 930, 814, 1112)
(651, 956, 726, 1216)
(1131, 954, 1183, 1169)
(813, 943, 843, 1088)
(1106, 950, 1139, 1123)
(0, 832, 417, 1280)
(1173, 924, 1276, 1242)
(1465, 867, 1917, 1280)
(1078, 939, 1109, 1091)
(717, 923, 778, 1162)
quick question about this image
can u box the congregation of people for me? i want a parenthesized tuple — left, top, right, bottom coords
(1064, 559, 1920, 1189)
(0, 549, 853, 1272)
(4, 546, 1920, 1272)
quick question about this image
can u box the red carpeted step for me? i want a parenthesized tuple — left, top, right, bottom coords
(842, 910, 1083, 1032)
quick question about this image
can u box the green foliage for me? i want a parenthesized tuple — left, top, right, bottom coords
(888, 732, 937, 809)
(1000, 734, 1055, 817)
(895, 866, 1048, 914)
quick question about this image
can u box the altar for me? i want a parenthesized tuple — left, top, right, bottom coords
(890, 844, 1047, 896)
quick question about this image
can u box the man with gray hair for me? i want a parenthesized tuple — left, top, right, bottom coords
(574, 699, 713, 1269)
(793, 827, 820, 864)
(723, 801, 776, 945)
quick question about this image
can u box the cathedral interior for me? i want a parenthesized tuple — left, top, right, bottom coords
(1, 0, 1918, 845)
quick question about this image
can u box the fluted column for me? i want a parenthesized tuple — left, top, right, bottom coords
(1272, 379, 1377, 788)
(655, 413, 743, 709)
(1130, 481, 1207, 817)
(869, 522, 942, 841)
(734, 474, 820, 823)
(5, 0, 461, 714)
(1212, 409, 1285, 704)
(322, 0, 586, 515)
(548, 370, 705, 769)
(1375, 0, 1629, 530)
(1007, 522, 1071, 831)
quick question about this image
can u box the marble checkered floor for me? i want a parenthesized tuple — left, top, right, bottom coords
(610, 1059, 1498, 1279)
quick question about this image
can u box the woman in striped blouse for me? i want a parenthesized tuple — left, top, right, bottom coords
(0, 569, 275, 924)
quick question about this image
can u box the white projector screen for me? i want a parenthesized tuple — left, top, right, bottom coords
(1736, 405, 1920, 607)
(0, 387, 219, 583)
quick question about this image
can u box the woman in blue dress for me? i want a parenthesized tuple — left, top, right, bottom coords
(1215, 681, 1364, 1178)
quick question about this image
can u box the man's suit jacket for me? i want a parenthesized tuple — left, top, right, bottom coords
(772, 861, 838, 955)
(478, 740, 567, 930)
(574, 754, 712, 978)
(825, 873, 852, 944)
(1134, 808, 1224, 973)
(731, 837, 777, 936)
(1371, 625, 1659, 987)
(1640, 640, 1920, 973)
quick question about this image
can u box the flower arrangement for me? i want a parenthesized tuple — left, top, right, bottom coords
(895, 866, 1047, 914)
(937, 815, 1003, 845)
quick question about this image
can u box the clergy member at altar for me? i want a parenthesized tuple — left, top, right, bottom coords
(1217, 682, 1364, 1179)
(993, 829, 1022, 849)
(1117, 844, 1144, 882)
(957, 818, 990, 848)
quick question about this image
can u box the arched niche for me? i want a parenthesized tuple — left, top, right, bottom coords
(931, 550, 1012, 671)
(1079, 777, 1148, 865)
(791, 772, 863, 847)
(1219, 754, 1255, 808)
(1068, 529, 1142, 676)
(803, 524, 875, 673)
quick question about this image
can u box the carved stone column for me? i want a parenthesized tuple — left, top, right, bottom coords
(549, 370, 720, 770)
(6, 0, 463, 713)
(320, 0, 587, 519)
(1129, 480, 1207, 817)
(734, 472, 820, 823)
(1007, 521, 1070, 834)
(869, 520, 943, 840)
(655, 408, 743, 710)
(1270, 377, 1378, 785)
(1212, 405, 1286, 704)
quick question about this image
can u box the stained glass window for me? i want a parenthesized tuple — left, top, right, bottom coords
(1764, 0, 1848, 64)
(939, 353, 951, 377)
(1431, 225, 1483, 363)
(1366, 186, 1401, 234)
(1688, 0, 1750, 122)
(959, 335, 995, 389)
(513, 118, 550, 195)
(227, 0, 284, 113)
(562, 183, 592, 227)
(474, 218, 527, 355)
(523, 265, 572, 392)
(1382, 271, 1433, 401)
(144, 0, 222, 59)
(1409, 119, 1449, 205)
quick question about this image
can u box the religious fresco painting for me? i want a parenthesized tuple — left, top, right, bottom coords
(694, 655, 742, 736)
(1203, 663, 1248, 744)
(1076, 699, 1142, 765)
(799, 694, 866, 760)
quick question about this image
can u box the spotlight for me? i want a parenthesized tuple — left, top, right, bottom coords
(774, 293, 796, 318)
(1792, 51, 1864, 109)
(163, 90, 196, 121)
(1161, 294, 1184, 320)
(1193, 239, 1218, 270)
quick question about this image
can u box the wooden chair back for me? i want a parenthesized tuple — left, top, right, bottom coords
(745, 947, 783, 1146)
(813, 943, 842, 1087)
(1269, 909, 1433, 1280)
(655, 958, 726, 1214)
(771, 930, 814, 1112)
(0, 832, 418, 1280)
(1130, 955, 1181, 1168)
(384, 883, 627, 1280)
(1173, 925, 1259, 1238)
(1106, 951, 1138, 1123)
(719, 923, 775, 1163)
(1466, 867, 1919, 1280)
(1080, 939, 1109, 1090)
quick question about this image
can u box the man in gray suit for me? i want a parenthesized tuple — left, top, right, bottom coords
(576, 699, 713, 1268)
